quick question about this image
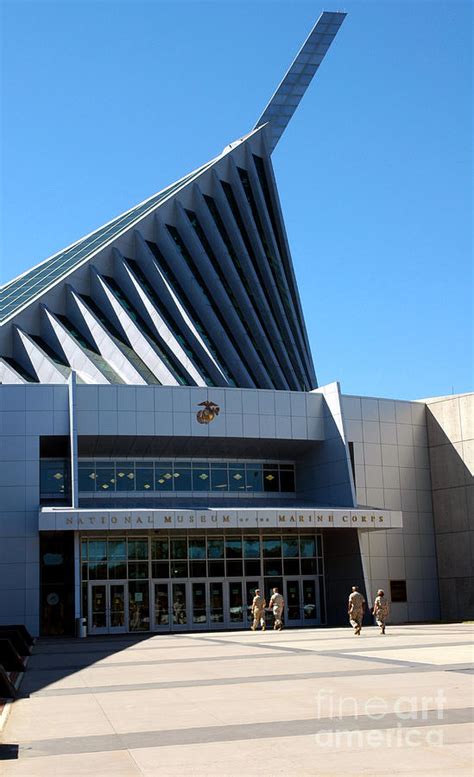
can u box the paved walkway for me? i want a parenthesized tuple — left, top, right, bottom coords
(1, 623, 473, 776)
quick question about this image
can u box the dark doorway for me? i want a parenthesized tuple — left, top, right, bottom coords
(40, 532, 75, 636)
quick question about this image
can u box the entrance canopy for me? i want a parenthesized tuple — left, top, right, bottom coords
(39, 506, 403, 531)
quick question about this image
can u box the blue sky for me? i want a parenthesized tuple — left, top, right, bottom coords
(1, 0, 472, 399)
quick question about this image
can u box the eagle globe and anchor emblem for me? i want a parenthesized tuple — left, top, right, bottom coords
(196, 401, 220, 424)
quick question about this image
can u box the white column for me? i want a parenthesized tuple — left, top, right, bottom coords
(68, 370, 79, 508)
(69, 372, 82, 623)
(74, 532, 81, 619)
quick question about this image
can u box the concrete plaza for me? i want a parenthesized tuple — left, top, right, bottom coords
(0, 623, 473, 776)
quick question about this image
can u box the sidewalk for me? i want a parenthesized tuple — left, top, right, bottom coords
(0, 623, 473, 776)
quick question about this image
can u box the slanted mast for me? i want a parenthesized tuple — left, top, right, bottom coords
(254, 11, 346, 153)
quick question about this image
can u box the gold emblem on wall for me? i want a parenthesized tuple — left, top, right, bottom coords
(196, 401, 220, 424)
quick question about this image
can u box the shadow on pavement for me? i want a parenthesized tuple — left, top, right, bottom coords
(18, 634, 158, 697)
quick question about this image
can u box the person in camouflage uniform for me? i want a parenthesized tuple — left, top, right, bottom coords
(372, 589, 389, 634)
(348, 586, 366, 635)
(269, 587, 285, 630)
(250, 589, 266, 631)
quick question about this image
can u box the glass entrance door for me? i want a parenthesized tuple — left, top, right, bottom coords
(209, 581, 224, 627)
(264, 577, 283, 629)
(152, 580, 226, 631)
(128, 581, 150, 632)
(227, 580, 245, 626)
(191, 581, 207, 629)
(88, 582, 127, 634)
(171, 582, 188, 630)
(283, 578, 319, 626)
(152, 582, 171, 631)
(109, 583, 127, 631)
(302, 578, 318, 625)
(149, 575, 322, 631)
(245, 580, 263, 628)
(285, 579, 301, 626)
(89, 583, 107, 634)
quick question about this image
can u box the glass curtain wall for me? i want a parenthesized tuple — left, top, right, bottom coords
(81, 531, 325, 631)
(76, 460, 295, 494)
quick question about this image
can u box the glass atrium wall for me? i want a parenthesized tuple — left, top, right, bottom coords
(80, 530, 326, 634)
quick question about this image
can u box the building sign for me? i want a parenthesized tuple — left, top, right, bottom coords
(39, 507, 403, 531)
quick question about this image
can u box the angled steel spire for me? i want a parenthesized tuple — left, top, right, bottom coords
(254, 11, 346, 153)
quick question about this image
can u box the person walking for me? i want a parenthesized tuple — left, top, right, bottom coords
(269, 587, 285, 631)
(372, 589, 389, 634)
(348, 585, 366, 635)
(250, 589, 266, 631)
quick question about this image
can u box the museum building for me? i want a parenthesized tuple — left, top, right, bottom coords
(0, 12, 472, 637)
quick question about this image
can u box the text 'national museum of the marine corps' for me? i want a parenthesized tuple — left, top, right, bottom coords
(0, 11, 472, 637)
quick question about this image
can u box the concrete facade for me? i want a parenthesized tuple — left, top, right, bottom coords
(3, 382, 471, 636)
(343, 395, 440, 623)
(425, 393, 474, 619)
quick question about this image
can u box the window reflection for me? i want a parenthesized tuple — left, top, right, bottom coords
(245, 463, 263, 491)
(225, 537, 242, 559)
(155, 462, 173, 491)
(152, 539, 169, 560)
(229, 463, 245, 490)
(171, 539, 187, 560)
(301, 558, 317, 575)
(243, 536, 260, 558)
(89, 562, 107, 580)
(171, 561, 188, 578)
(96, 466, 115, 492)
(89, 541, 107, 561)
(128, 562, 148, 579)
(300, 537, 316, 557)
(78, 462, 95, 492)
(108, 540, 126, 560)
(189, 538, 206, 560)
(192, 463, 210, 492)
(263, 537, 281, 557)
(282, 536, 299, 557)
(173, 463, 192, 491)
(136, 462, 154, 491)
(211, 464, 228, 491)
(40, 459, 69, 497)
(116, 463, 134, 492)
(108, 561, 127, 579)
(128, 540, 148, 560)
(207, 538, 224, 559)
(264, 559, 282, 576)
(74, 459, 295, 494)
(263, 468, 279, 492)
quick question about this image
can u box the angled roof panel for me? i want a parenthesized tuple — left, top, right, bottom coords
(0, 160, 216, 324)
(0, 13, 347, 389)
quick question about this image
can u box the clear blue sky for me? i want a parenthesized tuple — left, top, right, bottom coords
(1, 0, 472, 399)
